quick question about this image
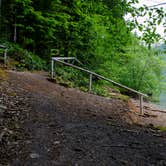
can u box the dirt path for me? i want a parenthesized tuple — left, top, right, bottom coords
(0, 70, 166, 166)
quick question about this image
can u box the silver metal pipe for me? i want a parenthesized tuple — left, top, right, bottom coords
(139, 95, 144, 115)
(89, 74, 92, 92)
(51, 57, 148, 115)
(52, 57, 75, 60)
(51, 59, 54, 79)
(4, 48, 7, 65)
(0, 45, 6, 48)
(55, 59, 147, 97)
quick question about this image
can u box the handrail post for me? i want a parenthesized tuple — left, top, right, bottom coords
(51, 58, 54, 79)
(139, 95, 144, 115)
(4, 49, 7, 65)
(89, 73, 92, 92)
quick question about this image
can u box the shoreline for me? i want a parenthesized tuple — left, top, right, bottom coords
(130, 98, 166, 127)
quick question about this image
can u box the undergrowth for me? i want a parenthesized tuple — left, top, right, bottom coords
(3, 43, 47, 71)
(0, 41, 164, 102)
(53, 64, 130, 100)
(156, 126, 166, 132)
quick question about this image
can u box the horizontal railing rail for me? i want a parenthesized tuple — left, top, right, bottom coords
(51, 57, 148, 115)
(0, 45, 7, 48)
(52, 57, 83, 65)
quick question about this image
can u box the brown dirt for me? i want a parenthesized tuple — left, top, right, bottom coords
(0, 70, 166, 166)
(129, 99, 166, 127)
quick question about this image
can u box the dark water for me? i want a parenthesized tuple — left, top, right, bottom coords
(158, 71, 166, 110)
(155, 56, 166, 110)
(158, 93, 166, 109)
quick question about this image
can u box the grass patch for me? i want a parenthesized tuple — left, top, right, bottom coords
(48, 76, 74, 88)
(0, 68, 7, 81)
(50, 72, 130, 102)
(156, 126, 166, 132)
(109, 93, 129, 101)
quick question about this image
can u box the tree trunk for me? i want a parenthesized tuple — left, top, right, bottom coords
(14, 22, 17, 42)
(0, 0, 2, 16)
(0, 0, 2, 30)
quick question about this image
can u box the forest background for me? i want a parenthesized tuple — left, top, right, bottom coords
(0, 0, 166, 100)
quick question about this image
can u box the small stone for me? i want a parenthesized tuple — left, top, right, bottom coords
(0, 105, 7, 110)
(30, 153, 40, 159)
(53, 141, 60, 145)
(26, 140, 32, 144)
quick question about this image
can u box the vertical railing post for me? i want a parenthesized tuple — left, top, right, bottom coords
(4, 49, 7, 65)
(139, 95, 144, 115)
(51, 58, 54, 79)
(89, 73, 92, 92)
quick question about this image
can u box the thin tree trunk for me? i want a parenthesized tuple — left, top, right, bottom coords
(0, 0, 2, 31)
(14, 21, 17, 42)
(0, 0, 2, 16)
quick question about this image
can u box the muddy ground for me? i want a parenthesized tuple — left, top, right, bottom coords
(0, 70, 166, 166)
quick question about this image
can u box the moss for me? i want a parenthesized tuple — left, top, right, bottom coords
(49, 76, 74, 88)
(109, 94, 129, 101)
(0, 68, 7, 81)
(156, 126, 166, 132)
(49, 70, 129, 102)
(79, 86, 88, 92)
(7, 92, 17, 97)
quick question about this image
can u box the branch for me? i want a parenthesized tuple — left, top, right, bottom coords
(149, 2, 166, 8)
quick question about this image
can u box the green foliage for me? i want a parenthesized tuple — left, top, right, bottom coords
(94, 36, 164, 96)
(0, 69, 7, 81)
(0, 48, 3, 53)
(93, 84, 110, 97)
(0, 0, 165, 100)
(52, 35, 164, 99)
(156, 126, 166, 132)
(54, 64, 89, 88)
(7, 43, 46, 70)
(127, 3, 166, 46)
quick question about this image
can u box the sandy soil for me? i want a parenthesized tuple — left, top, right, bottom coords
(0, 70, 166, 166)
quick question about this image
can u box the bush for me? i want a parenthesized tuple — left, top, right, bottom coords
(6, 43, 46, 70)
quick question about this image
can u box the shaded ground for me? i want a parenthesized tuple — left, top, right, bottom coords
(0, 70, 166, 166)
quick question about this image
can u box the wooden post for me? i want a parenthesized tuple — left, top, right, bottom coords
(89, 73, 92, 92)
(51, 59, 54, 79)
(4, 49, 7, 65)
(139, 95, 144, 115)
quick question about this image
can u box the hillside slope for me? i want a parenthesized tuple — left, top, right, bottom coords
(0, 70, 166, 166)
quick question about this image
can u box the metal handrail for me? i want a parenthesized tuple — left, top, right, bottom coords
(52, 57, 83, 65)
(0, 45, 7, 64)
(0, 45, 7, 48)
(51, 57, 148, 114)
